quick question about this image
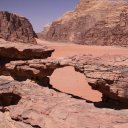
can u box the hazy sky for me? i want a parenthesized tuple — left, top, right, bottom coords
(0, 0, 79, 32)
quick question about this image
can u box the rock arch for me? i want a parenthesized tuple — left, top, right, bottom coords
(3, 54, 128, 103)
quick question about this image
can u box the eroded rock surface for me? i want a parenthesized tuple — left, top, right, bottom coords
(0, 11, 37, 44)
(4, 54, 128, 103)
(71, 55, 128, 103)
(40, 0, 128, 46)
(0, 76, 128, 128)
(0, 111, 33, 128)
(0, 39, 54, 61)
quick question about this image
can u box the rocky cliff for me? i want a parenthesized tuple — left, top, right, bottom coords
(40, 0, 128, 46)
(0, 11, 37, 44)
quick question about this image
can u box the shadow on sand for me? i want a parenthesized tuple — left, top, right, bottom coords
(86, 99, 128, 110)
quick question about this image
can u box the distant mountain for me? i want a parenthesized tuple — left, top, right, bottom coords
(0, 11, 37, 44)
(39, 0, 128, 46)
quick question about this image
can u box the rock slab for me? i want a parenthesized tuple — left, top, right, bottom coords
(0, 39, 54, 60)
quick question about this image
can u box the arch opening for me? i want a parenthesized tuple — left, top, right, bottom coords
(50, 66, 102, 102)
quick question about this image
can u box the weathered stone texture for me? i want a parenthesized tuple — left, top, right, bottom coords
(0, 40, 54, 60)
(0, 11, 37, 43)
(41, 0, 128, 46)
(0, 77, 128, 128)
(3, 54, 128, 103)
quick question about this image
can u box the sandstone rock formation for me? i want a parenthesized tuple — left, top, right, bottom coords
(2, 54, 128, 103)
(0, 76, 128, 128)
(0, 39, 54, 61)
(0, 11, 37, 44)
(40, 0, 128, 46)
(0, 30, 128, 127)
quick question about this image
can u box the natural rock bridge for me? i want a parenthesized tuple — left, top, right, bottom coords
(0, 43, 128, 103)
(0, 40, 128, 128)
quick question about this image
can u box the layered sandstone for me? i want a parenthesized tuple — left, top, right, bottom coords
(3, 54, 128, 103)
(40, 0, 128, 46)
(0, 11, 37, 44)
